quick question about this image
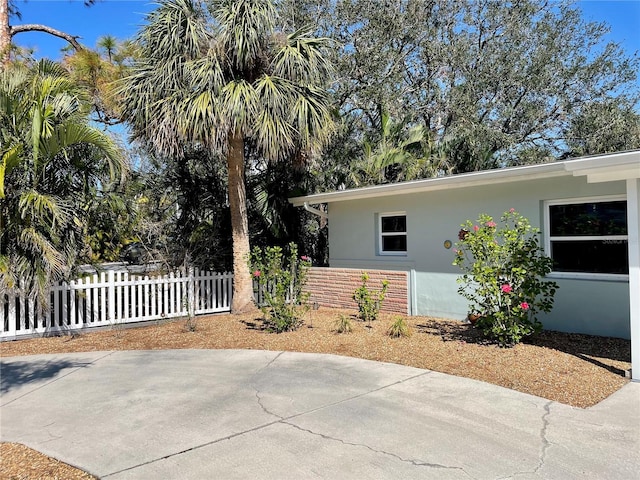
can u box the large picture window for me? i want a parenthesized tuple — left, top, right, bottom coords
(379, 213, 407, 255)
(545, 197, 628, 277)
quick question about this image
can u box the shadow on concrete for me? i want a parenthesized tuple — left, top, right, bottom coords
(1, 359, 91, 395)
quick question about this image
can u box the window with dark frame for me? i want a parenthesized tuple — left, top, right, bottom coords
(380, 213, 407, 254)
(547, 199, 628, 275)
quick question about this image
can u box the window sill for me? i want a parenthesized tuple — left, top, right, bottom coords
(378, 252, 408, 257)
(548, 272, 629, 282)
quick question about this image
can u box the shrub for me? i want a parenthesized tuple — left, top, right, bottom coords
(353, 272, 389, 324)
(388, 317, 411, 338)
(334, 314, 353, 334)
(249, 243, 311, 333)
(453, 209, 558, 346)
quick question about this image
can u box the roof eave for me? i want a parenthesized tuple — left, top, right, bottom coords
(289, 150, 640, 207)
(289, 163, 567, 206)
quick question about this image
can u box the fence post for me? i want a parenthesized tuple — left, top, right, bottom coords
(108, 270, 115, 322)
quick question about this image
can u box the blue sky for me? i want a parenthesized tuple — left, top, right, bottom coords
(11, 0, 640, 61)
(14, 1, 155, 56)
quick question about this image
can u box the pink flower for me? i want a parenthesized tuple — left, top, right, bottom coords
(253, 270, 261, 278)
(520, 302, 529, 310)
(452, 248, 458, 254)
(486, 221, 497, 228)
(509, 208, 515, 213)
(300, 256, 310, 262)
(501, 284, 512, 293)
(473, 225, 479, 232)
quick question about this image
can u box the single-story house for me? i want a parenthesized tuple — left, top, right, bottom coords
(290, 150, 640, 381)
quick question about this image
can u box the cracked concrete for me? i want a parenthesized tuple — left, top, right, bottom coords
(496, 401, 553, 479)
(281, 420, 475, 478)
(251, 351, 286, 420)
(1, 350, 638, 479)
(533, 401, 552, 474)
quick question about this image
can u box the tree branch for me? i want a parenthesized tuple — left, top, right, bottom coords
(10, 24, 84, 51)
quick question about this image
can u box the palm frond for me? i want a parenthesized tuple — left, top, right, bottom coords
(0, 255, 18, 292)
(41, 123, 126, 183)
(289, 85, 333, 152)
(0, 143, 23, 198)
(18, 189, 68, 226)
(118, 0, 212, 156)
(272, 27, 333, 84)
(139, 0, 210, 61)
(213, 0, 276, 71)
(19, 227, 67, 276)
(252, 74, 297, 159)
(220, 79, 258, 134)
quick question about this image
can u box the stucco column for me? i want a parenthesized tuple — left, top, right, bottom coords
(627, 178, 640, 381)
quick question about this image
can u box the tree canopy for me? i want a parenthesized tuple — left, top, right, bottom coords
(280, 0, 640, 175)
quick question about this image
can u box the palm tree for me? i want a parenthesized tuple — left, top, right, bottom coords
(350, 111, 453, 186)
(120, 0, 334, 313)
(0, 59, 126, 304)
(97, 35, 117, 63)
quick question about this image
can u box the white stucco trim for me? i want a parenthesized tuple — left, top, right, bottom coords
(564, 152, 640, 183)
(626, 179, 640, 381)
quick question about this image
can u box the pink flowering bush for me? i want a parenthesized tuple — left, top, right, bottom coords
(248, 243, 312, 332)
(453, 209, 558, 346)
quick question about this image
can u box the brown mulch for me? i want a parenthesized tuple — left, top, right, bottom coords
(0, 308, 631, 479)
(0, 443, 97, 480)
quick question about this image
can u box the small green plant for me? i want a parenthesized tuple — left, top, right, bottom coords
(249, 243, 311, 333)
(334, 314, 353, 334)
(353, 272, 389, 324)
(453, 209, 558, 346)
(388, 317, 411, 338)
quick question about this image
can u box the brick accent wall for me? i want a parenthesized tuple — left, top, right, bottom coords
(305, 267, 409, 314)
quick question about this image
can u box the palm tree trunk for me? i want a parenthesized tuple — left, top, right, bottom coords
(227, 132, 256, 314)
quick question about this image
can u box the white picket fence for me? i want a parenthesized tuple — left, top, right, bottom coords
(1, 269, 233, 339)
